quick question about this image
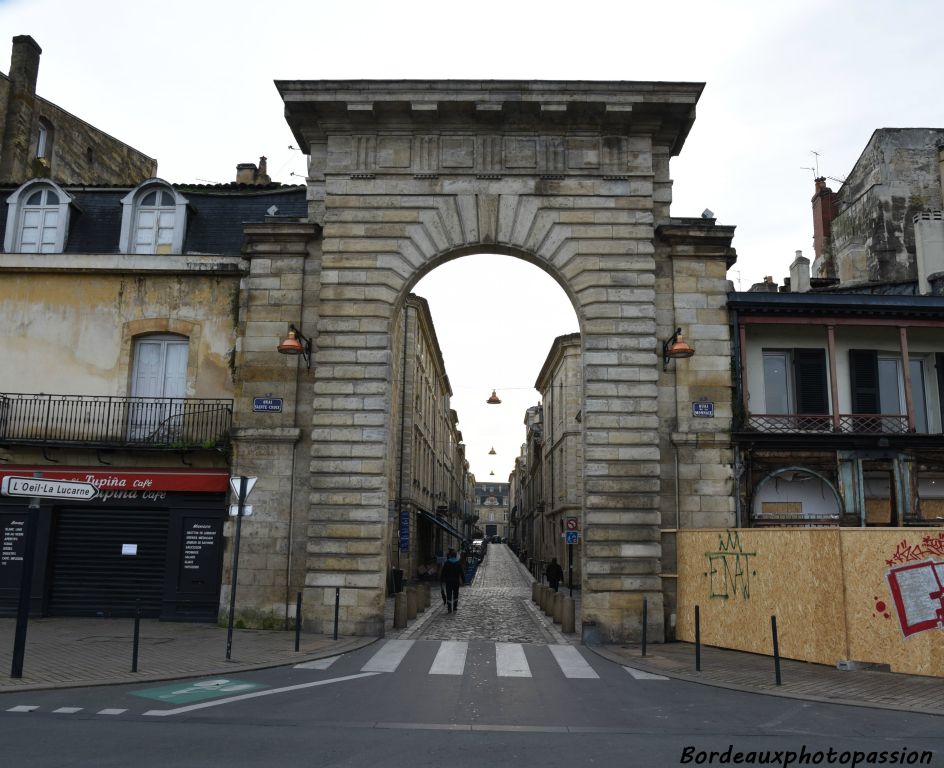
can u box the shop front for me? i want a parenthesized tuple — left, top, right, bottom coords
(0, 467, 229, 621)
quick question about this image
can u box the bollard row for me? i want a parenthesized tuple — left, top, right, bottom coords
(532, 583, 575, 633)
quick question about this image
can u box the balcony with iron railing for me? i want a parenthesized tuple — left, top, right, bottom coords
(744, 413, 914, 435)
(0, 393, 233, 450)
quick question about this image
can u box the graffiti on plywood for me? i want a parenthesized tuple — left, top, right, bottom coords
(704, 530, 757, 600)
(879, 534, 944, 638)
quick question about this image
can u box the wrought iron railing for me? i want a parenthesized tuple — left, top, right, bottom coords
(745, 413, 910, 435)
(0, 393, 233, 449)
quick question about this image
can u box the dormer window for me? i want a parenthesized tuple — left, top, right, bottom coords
(3, 179, 73, 253)
(119, 180, 188, 254)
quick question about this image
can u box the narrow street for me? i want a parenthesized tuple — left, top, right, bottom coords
(399, 544, 561, 643)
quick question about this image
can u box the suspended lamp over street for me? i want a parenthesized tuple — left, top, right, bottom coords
(488, 447, 496, 455)
(662, 327, 695, 371)
(486, 389, 501, 405)
(277, 324, 312, 369)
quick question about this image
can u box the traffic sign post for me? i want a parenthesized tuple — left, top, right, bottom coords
(225, 476, 256, 661)
(1, 473, 99, 678)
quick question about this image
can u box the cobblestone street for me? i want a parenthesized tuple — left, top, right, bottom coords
(398, 544, 563, 643)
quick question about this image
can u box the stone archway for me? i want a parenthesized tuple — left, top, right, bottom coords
(273, 80, 735, 640)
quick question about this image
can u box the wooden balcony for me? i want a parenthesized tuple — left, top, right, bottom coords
(0, 393, 233, 450)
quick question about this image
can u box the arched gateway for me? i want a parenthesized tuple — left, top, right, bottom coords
(232, 81, 736, 642)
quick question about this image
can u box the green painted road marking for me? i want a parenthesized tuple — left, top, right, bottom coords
(131, 678, 266, 704)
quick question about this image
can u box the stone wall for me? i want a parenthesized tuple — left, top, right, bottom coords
(229, 221, 321, 628)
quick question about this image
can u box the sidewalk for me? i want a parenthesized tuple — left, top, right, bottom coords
(0, 617, 377, 692)
(590, 642, 944, 717)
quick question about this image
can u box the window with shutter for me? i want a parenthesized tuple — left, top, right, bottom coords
(850, 350, 880, 414)
(793, 348, 829, 414)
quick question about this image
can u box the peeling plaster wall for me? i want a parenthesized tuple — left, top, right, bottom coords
(0, 265, 240, 398)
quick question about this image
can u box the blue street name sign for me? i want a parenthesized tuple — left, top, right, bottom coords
(399, 508, 410, 551)
(692, 401, 715, 418)
(253, 397, 283, 413)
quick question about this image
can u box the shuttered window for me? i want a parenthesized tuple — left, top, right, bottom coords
(793, 348, 829, 414)
(850, 350, 880, 414)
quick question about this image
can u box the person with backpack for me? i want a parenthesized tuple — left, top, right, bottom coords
(440, 548, 465, 613)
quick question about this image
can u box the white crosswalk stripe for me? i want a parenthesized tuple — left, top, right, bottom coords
(429, 641, 468, 675)
(549, 645, 599, 679)
(7, 705, 38, 713)
(360, 639, 415, 673)
(97, 708, 127, 715)
(495, 642, 531, 677)
(53, 707, 83, 714)
(349, 640, 618, 683)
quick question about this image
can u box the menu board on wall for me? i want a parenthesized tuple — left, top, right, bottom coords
(178, 517, 222, 593)
(0, 515, 26, 589)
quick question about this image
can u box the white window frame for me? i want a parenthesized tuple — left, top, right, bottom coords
(3, 179, 73, 253)
(119, 179, 189, 255)
(878, 354, 929, 433)
(762, 349, 795, 414)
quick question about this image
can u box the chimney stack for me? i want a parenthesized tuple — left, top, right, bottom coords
(811, 177, 838, 278)
(789, 250, 811, 293)
(235, 155, 272, 185)
(914, 211, 944, 295)
(9, 35, 41, 95)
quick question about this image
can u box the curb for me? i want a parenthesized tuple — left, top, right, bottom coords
(583, 644, 944, 718)
(0, 635, 381, 694)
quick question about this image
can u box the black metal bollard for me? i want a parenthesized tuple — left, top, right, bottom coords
(333, 587, 340, 641)
(294, 591, 302, 652)
(771, 615, 782, 686)
(695, 605, 701, 672)
(641, 597, 648, 657)
(131, 600, 141, 673)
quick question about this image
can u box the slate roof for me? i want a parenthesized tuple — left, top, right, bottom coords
(0, 184, 308, 255)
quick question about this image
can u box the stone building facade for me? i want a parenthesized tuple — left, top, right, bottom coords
(0, 35, 155, 186)
(0, 166, 307, 621)
(811, 128, 944, 289)
(533, 333, 584, 587)
(385, 293, 472, 584)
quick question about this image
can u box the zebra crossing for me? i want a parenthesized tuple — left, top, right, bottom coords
(3, 640, 670, 720)
(306, 639, 662, 681)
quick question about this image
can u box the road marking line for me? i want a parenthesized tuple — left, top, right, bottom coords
(7, 705, 38, 712)
(295, 656, 341, 670)
(624, 666, 668, 680)
(53, 707, 83, 714)
(429, 641, 468, 675)
(141, 672, 380, 717)
(549, 645, 599, 679)
(361, 639, 414, 673)
(97, 708, 127, 715)
(496, 643, 531, 677)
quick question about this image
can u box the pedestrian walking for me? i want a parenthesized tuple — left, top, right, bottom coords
(546, 557, 564, 593)
(440, 548, 465, 613)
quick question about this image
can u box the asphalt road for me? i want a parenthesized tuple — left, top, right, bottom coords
(2, 639, 942, 768)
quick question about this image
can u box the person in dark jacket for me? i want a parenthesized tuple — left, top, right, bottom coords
(440, 549, 465, 613)
(546, 557, 564, 592)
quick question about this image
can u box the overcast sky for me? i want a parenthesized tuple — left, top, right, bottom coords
(3, 0, 942, 480)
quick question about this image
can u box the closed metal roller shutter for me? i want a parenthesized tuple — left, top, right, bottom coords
(48, 506, 169, 618)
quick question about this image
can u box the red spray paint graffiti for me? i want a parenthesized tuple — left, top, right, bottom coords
(882, 534, 944, 638)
